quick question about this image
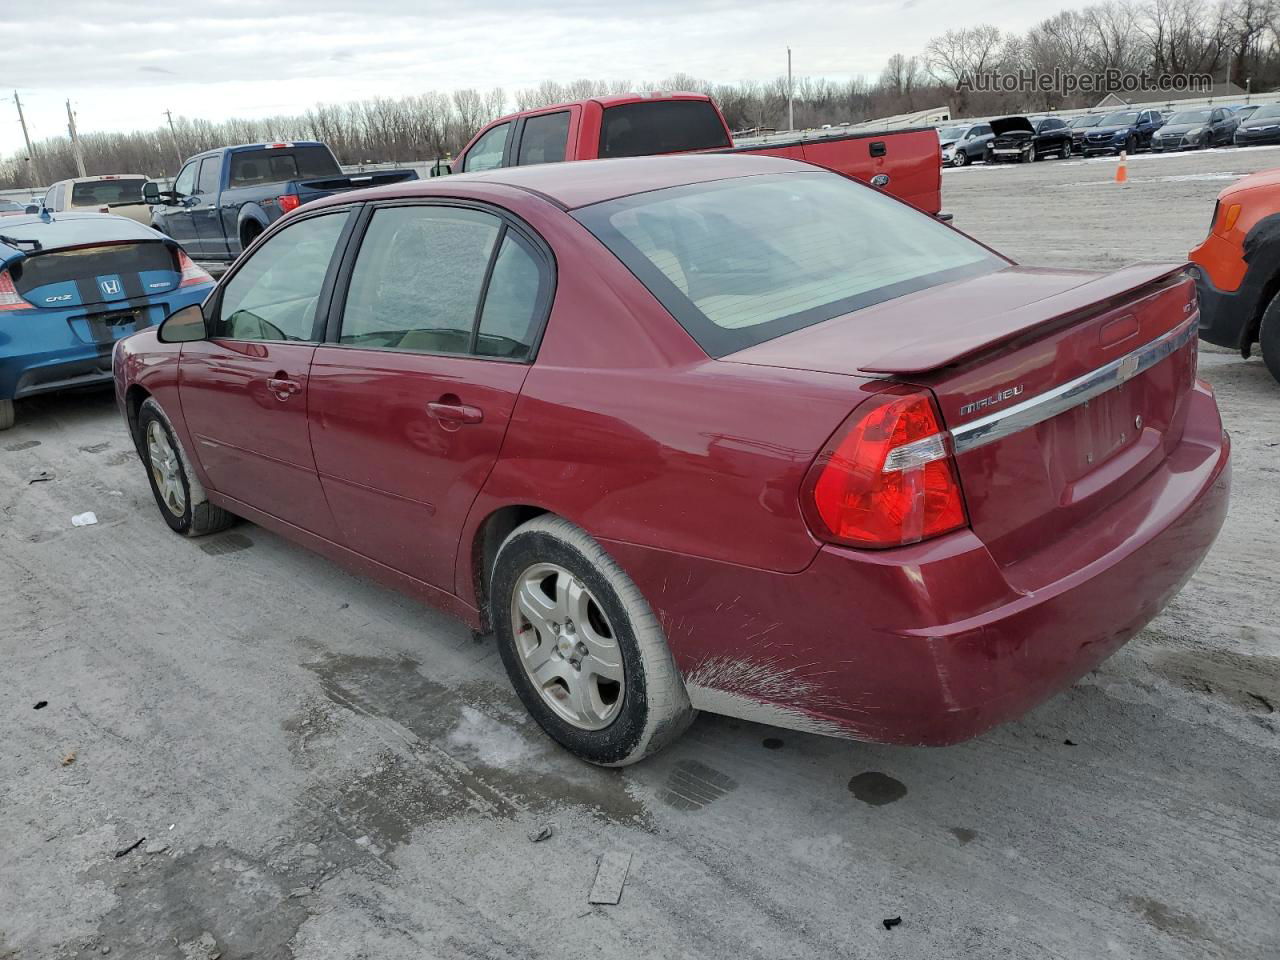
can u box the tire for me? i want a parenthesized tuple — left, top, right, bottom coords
(0, 399, 13, 431)
(1059, 141, 1072, 159)
(1126, 135, 1137, 154)
(1260, 292, 1280, 384)
(952, 149, 968, 167)
(1026, 145, 1037, 163)
(137, 398, 235, 537)
(490, 515, 693, 766)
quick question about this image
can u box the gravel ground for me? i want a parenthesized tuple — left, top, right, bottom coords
(2, 146, 1278, 960)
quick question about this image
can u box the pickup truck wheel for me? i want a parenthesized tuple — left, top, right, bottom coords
(490, 515, 693, 766)
(240, 221, 263, 252)
(137, 398, 236, 537)
(1260, 293, 1280, 384)
(0, 399, 14, 431)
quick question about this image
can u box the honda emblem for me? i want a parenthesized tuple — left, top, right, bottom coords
(100, 278, 121, 296)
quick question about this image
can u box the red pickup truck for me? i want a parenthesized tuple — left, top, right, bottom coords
(452, 93, 943, 216)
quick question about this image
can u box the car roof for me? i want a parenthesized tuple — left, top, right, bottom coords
(322, 153, 808, 212)
(0, 211, 161, 256)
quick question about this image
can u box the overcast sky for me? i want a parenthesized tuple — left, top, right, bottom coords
(1, 0, 1066, 157)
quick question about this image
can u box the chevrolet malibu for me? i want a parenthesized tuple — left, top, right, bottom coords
(113, 154, 1230, 766)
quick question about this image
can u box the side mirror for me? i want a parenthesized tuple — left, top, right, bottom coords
(429, 160, 453, 178)
(143, 181, 161, 204)
(24, 204, 39, 214)
(157, 304, 207, 344)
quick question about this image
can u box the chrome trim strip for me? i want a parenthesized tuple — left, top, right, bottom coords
(949, 313, 1198, 454)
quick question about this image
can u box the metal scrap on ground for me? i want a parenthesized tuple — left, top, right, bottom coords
(587, 850, 633, 905)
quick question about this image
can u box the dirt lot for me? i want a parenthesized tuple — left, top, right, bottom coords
(3, 146, 1279, 960)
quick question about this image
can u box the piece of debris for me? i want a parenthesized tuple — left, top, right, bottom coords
(33, 700, 47, 710)
(587, 850, 632, 905)
(28, 470, 54, 484)
(883, 916, 902, 930)
(178, 931, 219, 960)
(71, 512, 98, 527)
(101, 946, 110, 955)
(528, 824, 554, 843)
(114, 837, 145, 859)
(338, 602, 349, 609)
(1064, 738, 1077, 746)
(145, 841, 169, 855)
(288, 886, 312, 899)
(61, 750, 77, 766)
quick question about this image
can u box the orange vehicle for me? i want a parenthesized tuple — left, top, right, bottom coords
(1190, 168, 1280, 381)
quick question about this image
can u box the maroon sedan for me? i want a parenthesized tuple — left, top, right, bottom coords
(113, 154, 1230, 765)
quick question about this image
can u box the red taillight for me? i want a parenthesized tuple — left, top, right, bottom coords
(176, 249, 213, 288)
(0, 269, 27, 310)
(802, 388, 967, 548)
(278, 194, 301, 213)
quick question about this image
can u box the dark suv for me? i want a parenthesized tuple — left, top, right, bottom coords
(1080, 109, 1164, 154)
(984, 115, 1073, 163)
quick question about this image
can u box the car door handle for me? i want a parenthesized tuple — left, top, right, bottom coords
(267, 376, 300, 401)
(427, 401, 484, 424)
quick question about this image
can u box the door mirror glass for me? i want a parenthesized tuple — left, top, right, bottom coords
(158, 304, 208, 343)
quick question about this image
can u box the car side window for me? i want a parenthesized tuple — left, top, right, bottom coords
(173, 161, 197, 198)
(196, 157, 220, 195)
(463, 123, 511, 172)
(517, 111, 570, 165)
(975, 124, 992, 136)
(476, 231, 546, 359)
(212, 212, 348, 343)
(340, 206, 501, 355)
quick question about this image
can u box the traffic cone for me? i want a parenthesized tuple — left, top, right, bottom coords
(1115, 151, 1128, 183)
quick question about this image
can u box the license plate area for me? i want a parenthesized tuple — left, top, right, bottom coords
(69, 308, 146, 346)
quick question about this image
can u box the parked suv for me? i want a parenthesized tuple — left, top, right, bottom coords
(1067, 114, 1104, 154)
(937, 122, 994, 166)
(1191, 168, 1280, 381)
(1080, 109, 1164, 154)
(1151, 108, 1237, 151)
(984, 115, 1072, 163)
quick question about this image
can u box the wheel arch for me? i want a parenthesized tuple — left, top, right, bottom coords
(124, 383, 152, 456)
(467, 504, 551, 629)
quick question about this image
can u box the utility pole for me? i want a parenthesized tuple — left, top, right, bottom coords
(164, 108, 182, 165)
(12, 91, 40, 187)
(65, 99, 87, 177)
(787, 47, 794, 132)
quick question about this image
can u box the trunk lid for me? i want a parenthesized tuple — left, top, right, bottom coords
(725, 263, 1200, 573)
(10, 239, 181, 309)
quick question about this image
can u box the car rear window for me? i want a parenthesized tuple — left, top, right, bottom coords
(228, 146, 342, 186)
(598, 100, 731, 159)
(574, 171, 1001, 357)
(70, 179, 145, 206)
(10, 242, 175, 297)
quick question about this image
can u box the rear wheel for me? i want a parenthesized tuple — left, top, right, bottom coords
(0, 399, 13, 431)
(137, 398, 235, 536)
(490, 515, 693, 766)
(1260, 292, 1280, 384)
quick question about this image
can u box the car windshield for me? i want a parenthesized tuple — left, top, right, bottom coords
(0, 200, 22, 212)
(1071, 115, 1103, 128)
(937, 126, 966, 141)
(575, 171, 1002, 357)
(1168, 110, 1212, 124)
(1249, 104, 1280, 120)
(71, 179, 145, 206)
(1100, 112, 1140, 126)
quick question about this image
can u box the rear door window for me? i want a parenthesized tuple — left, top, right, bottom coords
(463, 123, 511, 172)
(599, 100, 731, 159)
(517, 111, 570, 165)
(213, 212, 349, 342)
(227, 146, 341, 186)
(196, 158, 220, 195)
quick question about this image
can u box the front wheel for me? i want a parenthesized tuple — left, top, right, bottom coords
(0, 399, 13, 431)
(952, 149, 968, 167)
(491, 515, 693, 766)
(137, 398, 236, 536)
(1259, 292, 1280, 384)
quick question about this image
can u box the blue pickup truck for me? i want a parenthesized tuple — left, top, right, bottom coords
(144, 141, 418, 262)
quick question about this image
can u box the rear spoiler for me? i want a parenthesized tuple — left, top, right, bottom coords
(858, 262, 1192, 375)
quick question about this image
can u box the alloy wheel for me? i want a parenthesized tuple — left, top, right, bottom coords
(510, 562, 624, 730)
(146, 420, 186, 517)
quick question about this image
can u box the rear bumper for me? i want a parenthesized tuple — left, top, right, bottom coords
(1193, 270, 1254, 350)
(604, 383, 1230, 744)
(0, 287, 209, 401)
